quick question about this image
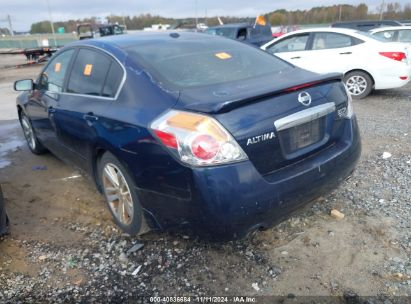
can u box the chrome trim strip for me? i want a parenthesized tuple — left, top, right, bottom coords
(58, 91, 121, 101)
(46, 45, 127, 101)
(274, 102, 335, 131)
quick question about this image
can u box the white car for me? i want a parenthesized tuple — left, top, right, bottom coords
(261, 28, 411, 98)
(369, 26, 411, 44)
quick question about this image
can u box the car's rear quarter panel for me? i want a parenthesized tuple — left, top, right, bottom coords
(91, 61, 200, 226)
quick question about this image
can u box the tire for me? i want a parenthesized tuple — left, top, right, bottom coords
(343, 71, 373, 99)
(98, 152, 143, 235)
(19, 113, 47, 154)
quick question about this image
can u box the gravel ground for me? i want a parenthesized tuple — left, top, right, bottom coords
(0, 56, 411, 303)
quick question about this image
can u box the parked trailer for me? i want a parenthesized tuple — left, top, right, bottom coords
(0, 47, 58, 68)
(1, 24, 124, 68)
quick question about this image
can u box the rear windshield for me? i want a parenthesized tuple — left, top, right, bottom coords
(126, 37, 292, 89)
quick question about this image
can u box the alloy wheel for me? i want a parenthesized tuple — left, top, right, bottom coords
(21, 116, 36, 150)
(346, 75, 367, 96)
(102, 163, 134, 225)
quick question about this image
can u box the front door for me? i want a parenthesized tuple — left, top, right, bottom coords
(265, 33, 311, 68)
(26, 49, 76, 154)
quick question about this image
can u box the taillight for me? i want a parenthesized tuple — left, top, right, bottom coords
(154, 130, 177, 149)
(191, 134, 219, 160)
(379, 52, 407, 62)
(151, 110, 248, 166)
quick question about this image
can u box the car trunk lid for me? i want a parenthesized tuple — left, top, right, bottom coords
(176, 69, 342, 114)
(175, 70, 350, 175)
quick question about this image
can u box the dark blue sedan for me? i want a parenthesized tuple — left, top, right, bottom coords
(14, 32, 361, 240)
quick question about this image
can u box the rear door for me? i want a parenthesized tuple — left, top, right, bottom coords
(53, 47, 124, 170)
(298, 32, 363, 74)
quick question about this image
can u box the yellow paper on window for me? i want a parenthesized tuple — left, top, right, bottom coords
(215, 52, 232, 60)
(255, 15, 267, 26)
(83, 64, 93, 76)
(54, 62, 61, 72)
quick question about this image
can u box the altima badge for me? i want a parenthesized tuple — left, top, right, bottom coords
(247, 132, 276, 146)
(298, 91, 312, 106)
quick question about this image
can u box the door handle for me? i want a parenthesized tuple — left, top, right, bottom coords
(339, 52, 352, 55)
(48, 107, 56, 113)
(290, 56, 301, 59)
(83, 113, 98, 121)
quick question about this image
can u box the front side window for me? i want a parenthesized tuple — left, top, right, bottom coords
(67, 49, 119, 97)
(39, 49, 75, 92)
(266, 34, 309, 54)
(398, 30, 411, 42)
(312, 33, 353, 50)
(356, 31, 385, 42)
(373, 30, 396, 41)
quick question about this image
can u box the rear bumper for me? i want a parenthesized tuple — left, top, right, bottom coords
(190, 117, 361, 239)
(137, 117, 361, 240)
(372, 63, 411, 90)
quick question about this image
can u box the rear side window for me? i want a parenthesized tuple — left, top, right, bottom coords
(67, 49, 123, 97)
(102, 62, 123, 97)
(266, 34, 309, 53)
(39, 49, 74, 92)
(356, 31, 387, 42)
(312, 33, 353, 50)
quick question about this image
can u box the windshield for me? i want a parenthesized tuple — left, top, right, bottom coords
(126, 37, 292, 89)
(204, 27, 238, 39)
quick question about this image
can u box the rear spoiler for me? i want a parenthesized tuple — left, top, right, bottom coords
(184, 73, 343, 114)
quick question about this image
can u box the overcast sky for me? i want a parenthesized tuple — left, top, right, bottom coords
(2, 0, 409, 31)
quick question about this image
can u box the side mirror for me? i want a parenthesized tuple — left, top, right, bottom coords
(14, 79, 34, 91)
